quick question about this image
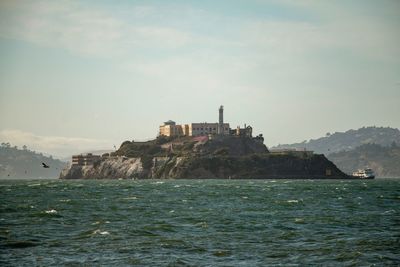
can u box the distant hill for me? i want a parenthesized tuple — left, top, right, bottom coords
(327, 143, 400, 178)
(0, 143, 67, 179)
(273, 126, 400, 155)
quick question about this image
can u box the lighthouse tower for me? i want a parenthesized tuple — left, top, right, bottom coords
(218, 105, 224, 135)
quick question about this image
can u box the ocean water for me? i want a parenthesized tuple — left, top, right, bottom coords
(0, 179, 399, 266)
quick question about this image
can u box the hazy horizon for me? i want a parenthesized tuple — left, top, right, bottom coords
(1, 0, 399, 158)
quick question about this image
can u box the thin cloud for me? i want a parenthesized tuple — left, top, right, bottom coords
(0, 0, 196, 57)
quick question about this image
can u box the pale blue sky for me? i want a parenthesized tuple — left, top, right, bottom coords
(0, 0, 399, 157)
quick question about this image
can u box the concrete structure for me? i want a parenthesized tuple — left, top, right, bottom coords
(159, 105, 258, 138)
(159, 105, 231, 137)
(72, 153, 101, 166)
(234, 124, 253, 137)
(159, 122, 230, 137)
(218, 105, 224, 135)
(159, 120, 185, 137)
(190, 122, 229, 136)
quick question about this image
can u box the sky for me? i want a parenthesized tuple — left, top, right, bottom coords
(0, 0, 399, 158)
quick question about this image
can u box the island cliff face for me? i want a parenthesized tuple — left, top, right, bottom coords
(60, 136, 349, 179)
(60, 157, 145, 179)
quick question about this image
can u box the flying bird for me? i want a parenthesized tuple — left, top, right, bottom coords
(42, 162, 50, 168)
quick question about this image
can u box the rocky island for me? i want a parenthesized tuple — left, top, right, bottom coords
(60, 135, 349, 180)
(60, 106, 349, 179)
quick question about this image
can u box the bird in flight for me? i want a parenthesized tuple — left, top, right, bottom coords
(42, 162, 50, 168)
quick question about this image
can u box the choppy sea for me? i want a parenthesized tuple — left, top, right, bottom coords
(1, 179, 399, 266)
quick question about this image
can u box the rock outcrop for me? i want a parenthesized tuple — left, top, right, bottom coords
(60, 140, 349, 179)
(60, 157, 145, 179)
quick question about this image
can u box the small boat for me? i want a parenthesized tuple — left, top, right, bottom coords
(352, 168, 375, 179)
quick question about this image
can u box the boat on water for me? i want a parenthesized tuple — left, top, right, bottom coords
(352, 168, 375, 179)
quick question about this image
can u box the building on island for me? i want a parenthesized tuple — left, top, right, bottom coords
(159, 120, 184, 137)
(72, 153, 101, 166)
(159, 121, 230, 137)
(159, 105, 253, 138)
(232, 124, 253, 137)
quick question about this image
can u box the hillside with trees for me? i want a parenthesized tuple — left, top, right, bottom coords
(273, 126, 400, 155)
(327, 143, 400, 177)
(272, 126, 400, 178)
(0, 143, 66, 179)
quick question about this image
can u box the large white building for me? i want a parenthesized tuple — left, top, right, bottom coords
(159, 106, 230, 137)
(159, 121, 230, 137)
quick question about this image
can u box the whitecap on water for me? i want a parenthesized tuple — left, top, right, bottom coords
(242, 196, 249, 199)
(287, 200, 298, 203)
(382, 209, 396, 215)
(122, 196, 138, 200)
(28, 183, 41, 187)
(93, 229, 110, 235)
(59, 199, 71, 202)
(45, 209, 57, 214)
(196, 222, 208, 228)
(174, 185, 181, 188)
